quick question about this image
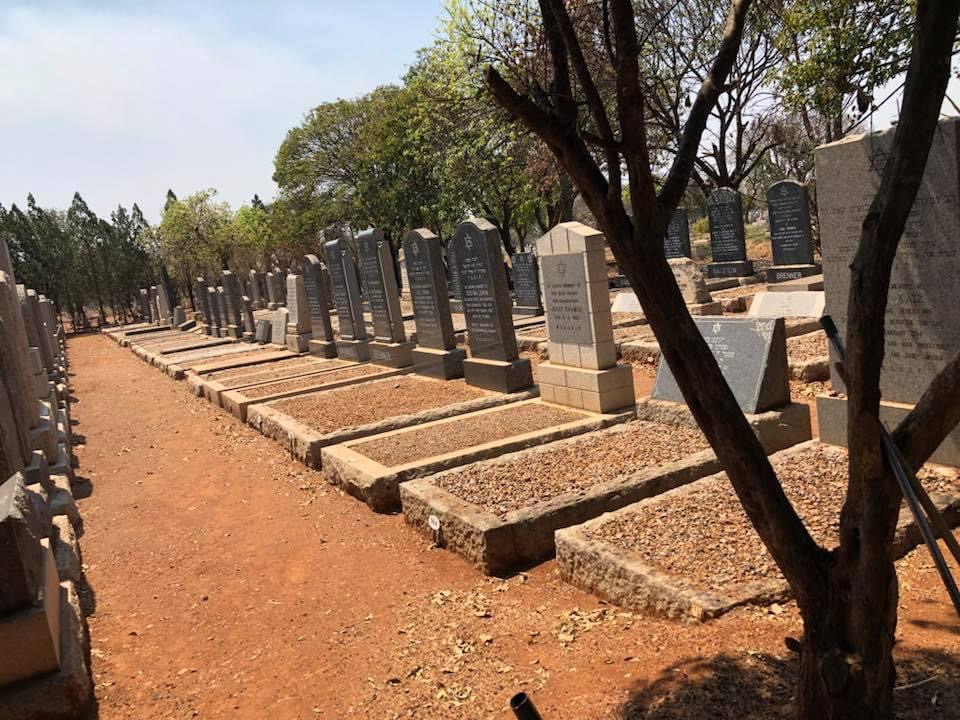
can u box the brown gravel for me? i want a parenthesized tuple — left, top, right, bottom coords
(434, 420, 710, 518)
(353, 402, 584, 467)
(205, 356, 320, 381)
(587, 443, 960, 596)
(242, 364, 383, 399)
(216, 360, 348, 388)
(787, 331, 828, 363)
(711, 284, 765, 299)
(269, 377, 490, 434)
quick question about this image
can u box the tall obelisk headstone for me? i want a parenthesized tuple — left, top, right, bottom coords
(357, 229, 413, 368)
(302, 254, 336, 358)
(206, 285, 221, 336)
(285, 273, 312, 352)
(221, 270, 242, 338)
(403, 229, 465, 379)
(248, 269, 263, 309)
(453, 218, 532, 392)
(265, 271, 278, 310)
(241, 296, 256, 342)
(325, 238, 369, 361)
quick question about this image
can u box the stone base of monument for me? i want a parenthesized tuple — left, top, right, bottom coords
(249, 383, 537, 471)
(286, 332, 312, 353)
(159, 338, 231, 355)
(24, 451, 50, 488)
(512, 304, 543, 317)
(0, 579, 93, 720)
(242, 331, 255, 343)
(399, 420, 720, 575)
(538, 362, 635, 414)
(222, 364, 406, 422)
(321, 398, 634, 513)
(308, 339, 337, 359)
(817, 393, 960, 466)
(767, 273, 824, 292)
(706, 260, 754, 279)
(369, 340, 415, 368)
(463, 357, 533, 393)
(554, 440, 960, 621)
(30, 418, 59, 464)
(412, 347, 466, 380)
(634, 397, 812, 454)
(178, 319, 197, 332)
(766, 263, 822, 284)
(336, 339, 370, 362)
(48, 445, 74, 483)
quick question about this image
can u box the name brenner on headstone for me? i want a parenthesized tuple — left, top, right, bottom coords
(357, 228, 414, 368)
(706, 187, 754, 279)
(325, 237, 370, 362)
(452, 218, 532, 392)
(403, 229, 465, 379)
(766, 180, 821, 283)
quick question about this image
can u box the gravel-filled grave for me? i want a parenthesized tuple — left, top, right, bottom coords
(214, 360, 348, 388)
(241, 363, 385, 399)
(586, 443, 960, 596)
(269, 377, 491, 434)
(205, 356, 319, 381)
(786, 331, 828, 362)
(352, 402, 583, 466)
(433, 420, 709, 518)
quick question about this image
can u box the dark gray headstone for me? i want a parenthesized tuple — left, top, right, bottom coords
(221, 270, 242, 327)
(357, 229, 405, 343)
(241, 296, 255, 335)
(664, 207, 692, 259)
(767, 180, 814, 266)
(139, 288, 150, 319)
(206, 286, 221, 328)
(216, 287, 228, 329)
(652, 317, 789, 413)
(511, 253, 543, 312)
(248, 269, 263, 306)
(403, 229, 456, 350)
(707, 188, 746, 262)
(194, 278, 209, 322)
(542, 253, 594, 344)
(452, 219, 518, 361)
(324, 238, 367, 341)
(302, 254, 334, 342)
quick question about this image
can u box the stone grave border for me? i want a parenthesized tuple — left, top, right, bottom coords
(321, 398, 634, 513)
(197, 358, 347, 406)
(247, 379, 539, 470)
(555, 440, 960, 622)
(185, 350, 305, 397)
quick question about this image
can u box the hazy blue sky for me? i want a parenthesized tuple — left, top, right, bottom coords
(0, 1, 445, 221)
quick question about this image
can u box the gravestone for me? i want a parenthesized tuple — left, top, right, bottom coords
(255, 319, 271, 345)
(748, 291, 825, 319)
(205, 286, 221, 334)
(610, 258, 718, 314)
(265, 272, 278, 310)
(285, 273, 312, 352)
(653, 317, 789, 413)
(766, 180, 821, 283)
(273, 267, 287, 305)
(0, 273, 39, 471)
(664, 207, 692, 259)
(357, 229, 413, 367)
(215, 287, 230, 338)
(194, 278, 211, 334)
(271, 307, 289, 346)
(241, 296, 256, 342)
(302, 254, 336, 358)
(248, 269, 263, 309)
(447, 242, 463, 301)
(0, 475, 47, 615)
(325, 237, 369, 361)
(157, 282, 172, 321)
(453, 218, 532, 392)
(221, 271, 242, 338)
(536, 222, 635, 412)
(403, 229, 465, 379)
(706, 187, 753, 278)
(397, 249, 411, 297)
(138, 288, 150, 321)
(815, 117, 960, 465)
(148, 286, 159, 323)
(172, 306, 185, 326)
(511, 253, 543, 315)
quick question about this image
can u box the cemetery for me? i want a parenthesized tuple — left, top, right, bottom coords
(2, 3, 959, 718)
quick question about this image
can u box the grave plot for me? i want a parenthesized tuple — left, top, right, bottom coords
(158, 337, 232, 355)
(322, 398, 634, 512)
(400, 419, 720, 575)
(186, 348, 297, 377)
(137, 342, 267, 379)
(189, 355, 340, 402)
(786, 331, 828, 381)
(221, 362, 406, 421)
(556, 441, 960, 621)
(248, 375, 535, 472)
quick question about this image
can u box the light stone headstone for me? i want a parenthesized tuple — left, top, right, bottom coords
(139, 288, 150, 320)
(747, 291, 825, 319)
(653, 317, 790, 414)
(265, 272, 278, 308)
(255, 319, 271, 344)
(271, 308, 289, 345)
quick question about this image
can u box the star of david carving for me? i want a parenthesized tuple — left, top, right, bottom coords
(556, 260, 567, 276)
(411, 241, 420, 256)
(464, 234, 474, 250)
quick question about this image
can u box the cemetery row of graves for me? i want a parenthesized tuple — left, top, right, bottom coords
(2, 118, 959, 720)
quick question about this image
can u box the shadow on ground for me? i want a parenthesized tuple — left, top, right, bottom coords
(617, 647, 959, 720)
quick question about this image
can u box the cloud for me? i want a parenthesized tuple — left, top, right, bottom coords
(0, 4, 352, 221)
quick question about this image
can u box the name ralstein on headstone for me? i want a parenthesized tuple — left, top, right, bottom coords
(815, 117, 960, 466)
(403, 229, 466, 379)
(511, 252, 543, 315)
(325, 237, 370, 362)
(766, 180, 821, 283)
(205, 286, 221, 335)
(664, 207, 692, 259)
(270, 307, 289, 346)
(536, 222, 635, 412)
(220, 270, 242, 338)
(705, 187, 754, 278)
(284, 273, 313, 352)
(453, 218, 533, 392)
(265, 271, 278, 310)
(302, 254, 337, 358)
(357, 229, 414, 368)
(653, 317, 790, 414)
(248, 269, 263, 309)
(241, 296, 256, 342)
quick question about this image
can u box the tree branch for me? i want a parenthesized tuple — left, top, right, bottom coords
(894, 349, 960, 471)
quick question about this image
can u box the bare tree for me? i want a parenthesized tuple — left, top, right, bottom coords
(483, 0, 960, 717)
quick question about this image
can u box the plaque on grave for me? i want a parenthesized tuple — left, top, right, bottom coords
(511, 253, 543, 313)
(542, 253, 592, 344)
(357, 229, 405, 343)
(767, 181, 815, 266)
(324, 238, 367, 341)
(748, 291, 825, 319)
(302, 254, 334, 342)
(653, 317, 789, 413)
(271, 308, 288, 345)
(403, 229, 456, 350)
(664, 208, 692, 259)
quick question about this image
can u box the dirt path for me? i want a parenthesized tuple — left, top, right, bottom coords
(69, 333, 959, 720)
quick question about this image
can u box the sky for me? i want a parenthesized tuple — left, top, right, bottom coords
(0, 0, 445, 222)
